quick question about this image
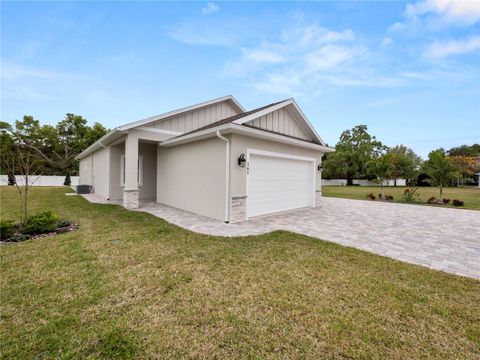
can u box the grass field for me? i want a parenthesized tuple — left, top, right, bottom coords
(323, 185, 480, 210)
(1, 187, 479, 359)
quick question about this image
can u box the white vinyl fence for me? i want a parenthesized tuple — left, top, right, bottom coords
(322, 179, 406, 186)
(0, 175, 80, 187)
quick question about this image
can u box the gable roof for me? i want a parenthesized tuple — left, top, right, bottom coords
(76, 95, 331, 160)
(76, 95, 245, 160)
(166, 98, 325, 146)
(118, 95, 245, 131)
(179, 100, 288, 137)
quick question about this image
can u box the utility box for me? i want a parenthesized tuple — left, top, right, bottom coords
(76, 184, 92, 194)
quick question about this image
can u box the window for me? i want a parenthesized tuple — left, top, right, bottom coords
(121, 155, 143, 187)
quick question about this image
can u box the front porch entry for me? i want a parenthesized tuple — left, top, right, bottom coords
(109, 136, 157, 208)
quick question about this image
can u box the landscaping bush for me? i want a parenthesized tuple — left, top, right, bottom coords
(6, 234, 31, 242)
(402, 187, 419, 203)
(24, 211, 58, 235)
(385, 195, 394, 201)
(63, 173, 71, 186)
(7, 174, 15, 186)
(427, 196, 437, 204)
(366, 193, 376, 200)
(442, 198, 451, 205)
(452, 199, 464, 207)
(0, 220, 17, 240)
(57, 219, 71, 228)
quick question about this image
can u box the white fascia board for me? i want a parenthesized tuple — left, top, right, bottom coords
(136, 126, 183, 136)
(160, 123, 334, 152)
(75, 128, 125, 160)
(289, 99, 326, 146)
(233, 98, 326, 146)
(160, 124, 232, 147)
(118, 95, 245, 131)
(232, 99, 292, 125)
(229, 124, 333, 152)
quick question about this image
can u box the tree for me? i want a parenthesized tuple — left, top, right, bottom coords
(387, 145, 422, 185)
(447, 144, 480, 157)
(366, 153, 394, 200)
(423, 150, 457, 200)
(450, 156, 480, 186)
(18, 114, 107, 180)
(0, 118, 45, 226)
(322, 125, 385, 185)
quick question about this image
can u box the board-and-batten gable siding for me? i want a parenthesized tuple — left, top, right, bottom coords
(148, 101, 239, 133)
(245, 107, 311, 141)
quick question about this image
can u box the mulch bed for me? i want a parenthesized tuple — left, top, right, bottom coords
(0, 223, 78, 245)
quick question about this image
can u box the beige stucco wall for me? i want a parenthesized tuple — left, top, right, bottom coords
(79, 156, 93, 185)
(149, 101, 239, 133)
(139, 143, 157, 199)
(92, 147, 110, 198)
(109, 144, 124, 200)
(108, 141, 157, 200)
(157, 137, 226, 221)
(229, 134, 323, 197)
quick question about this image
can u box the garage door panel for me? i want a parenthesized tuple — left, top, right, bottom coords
(246, 153, 314, 218)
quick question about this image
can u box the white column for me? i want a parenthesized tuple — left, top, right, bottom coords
(123, 134, 139, 209)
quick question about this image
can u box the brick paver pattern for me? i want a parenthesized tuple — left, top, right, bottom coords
(82, 194, 480, 280)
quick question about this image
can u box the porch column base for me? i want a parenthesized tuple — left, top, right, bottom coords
(230, 195, 247, 223)
(123, 189, 139, 209)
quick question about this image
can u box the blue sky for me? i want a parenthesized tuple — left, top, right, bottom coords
(2, 1, 479, 157)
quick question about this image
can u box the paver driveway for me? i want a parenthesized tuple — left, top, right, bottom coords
(83, 194, 480, 279)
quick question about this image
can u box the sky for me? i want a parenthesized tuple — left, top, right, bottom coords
(1, 0, 480, 158)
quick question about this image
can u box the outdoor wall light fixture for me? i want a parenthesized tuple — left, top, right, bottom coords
(318, 164, 323, 171)
(238, 153, 246, 167)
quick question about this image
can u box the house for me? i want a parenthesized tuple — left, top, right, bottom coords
(76, 96, 333, 223)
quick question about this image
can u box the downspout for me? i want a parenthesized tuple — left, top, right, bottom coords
(216, 131, 230, 223)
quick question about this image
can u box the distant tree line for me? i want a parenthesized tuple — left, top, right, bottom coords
(322, 125, 480, 199)
(1, 114, 108, 179)
(0, 114, 107, 225)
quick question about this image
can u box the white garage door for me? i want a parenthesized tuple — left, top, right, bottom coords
(246, 150, 315, 218)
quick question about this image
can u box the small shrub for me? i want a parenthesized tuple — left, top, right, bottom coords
(24, 210, 58, 235)
(7, 174, 16, 186)
(452, 199, 464, 207)
(57, 219, 71, 228)
(402, 187, 419, 203)
(385, 195, 394, 201)
(63, 173, 71, 186)
(6, 234, 31, 242)
(366, 193, 376, 200)
(442, 198, 451, 205)
(0, 220, 17, 240)
(427, 196, 437, 204)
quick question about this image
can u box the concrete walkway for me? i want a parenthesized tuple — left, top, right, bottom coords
(81, 194, 480, 280)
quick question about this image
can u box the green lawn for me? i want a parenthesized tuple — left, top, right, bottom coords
(1, 187, 479, 359)
(323, 185, 480, 210)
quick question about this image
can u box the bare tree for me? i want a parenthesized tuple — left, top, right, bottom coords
(1, 120, 44, 226)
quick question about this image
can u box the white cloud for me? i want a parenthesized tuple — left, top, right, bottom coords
(424, 36, 480, 58)
(282, 24, 355, 45)
(390, 0, 480, 32)
(303, 44, 362, 72)
(218, 23, 367, 95)
(406, 0, 480, 25)
(202, 2, 219, 15)
(1, 62, 64, 80)
(381, 37, 393, 46)
(243, 49, 284, 64)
